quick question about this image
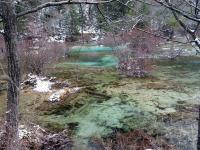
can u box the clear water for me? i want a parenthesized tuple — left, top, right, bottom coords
(51, 45, 200, 149)
(70, 45, 113, 53)
(65, 45, 119, 67)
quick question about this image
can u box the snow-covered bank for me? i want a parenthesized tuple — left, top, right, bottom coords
(22, 73, 81, 102)
(22, 74, 54, 93)
(33, 77, 54, 93)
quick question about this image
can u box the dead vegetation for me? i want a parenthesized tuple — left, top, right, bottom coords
(0, 123, 73, 150)
(89, 130, 178, 150)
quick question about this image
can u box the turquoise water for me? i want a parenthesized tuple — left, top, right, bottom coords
(64, 55, 118, 67)
(64, 45, 119, 67)
(70, 46, 113, 53)
(51, 52, 200, 149)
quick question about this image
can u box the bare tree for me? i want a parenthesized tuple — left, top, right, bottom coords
(151, 0, 200, 53)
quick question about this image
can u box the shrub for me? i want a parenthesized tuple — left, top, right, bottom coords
(117, 28, 161, 77)
(19, 38, 65, 75)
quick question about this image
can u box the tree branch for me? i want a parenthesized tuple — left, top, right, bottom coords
(134, 27, 188, 44)
(154, 0, 200, 23)
(182, 0, 200, 13)
(17, 0, 113, 18)
(164, 0, 200, 53)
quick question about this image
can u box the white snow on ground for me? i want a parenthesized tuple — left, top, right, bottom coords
(24, 74, 81, 100)
(195, 37, 200, 45)
(91, 35, 99, 41)
(47, 36, 65, 43)
(69, 87, 81, 94)
(19, 124, 46, 140)
(33, 78, 54, 93)
(48, 89, 66, 102)
(0, 30, 4, 33)
(19, 125, 30, 139)
(26, 74, 54, 93)
(48, 87, 81, 102)
(80, 27, 100, 34)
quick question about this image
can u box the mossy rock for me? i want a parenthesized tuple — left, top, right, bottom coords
(37, 94, 79, 115)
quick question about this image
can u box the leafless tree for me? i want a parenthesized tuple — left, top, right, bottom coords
(150, 0, 200, 53)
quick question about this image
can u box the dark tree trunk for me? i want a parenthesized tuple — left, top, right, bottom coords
(1, 1, 20, 150)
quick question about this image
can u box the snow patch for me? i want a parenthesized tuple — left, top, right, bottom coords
(48, 89, 66, 102)
(33, 78, 54, 93)
(190, 29, 195, 33)
(195, 37, 200, 45)
(18, 124, 46, 140)
(91, 35, 99, 41)
(25, 74, 54, 93)
(19, 125, 30, 139)
(69, 87, 81, 94)
(0, 30, 4, 33)
(48, 87, 81, 102)
(47, 36, 65, 43)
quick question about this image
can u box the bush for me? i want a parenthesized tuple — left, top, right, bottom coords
(19, 37, 65, 75)
(116, 28, 161, 78)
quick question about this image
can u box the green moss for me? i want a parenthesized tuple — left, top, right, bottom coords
(50, 67, 119, 88)
(39, 96, 154, 139)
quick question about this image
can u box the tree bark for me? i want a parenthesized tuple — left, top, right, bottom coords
(1, 1, 20, 150)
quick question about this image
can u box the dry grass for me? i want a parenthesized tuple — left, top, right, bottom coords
(89, 130, 178, 150)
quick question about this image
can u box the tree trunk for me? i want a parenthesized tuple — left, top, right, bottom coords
(1, 1, 21, 150)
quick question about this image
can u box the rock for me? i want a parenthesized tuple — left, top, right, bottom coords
(22, 74, 37, 87)
(48, 89, 66, 102)
(49, 77, 57, 82)
(48, 87, 81, 102)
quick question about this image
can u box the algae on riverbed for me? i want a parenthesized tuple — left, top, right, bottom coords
(39, 56, 200, 149)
